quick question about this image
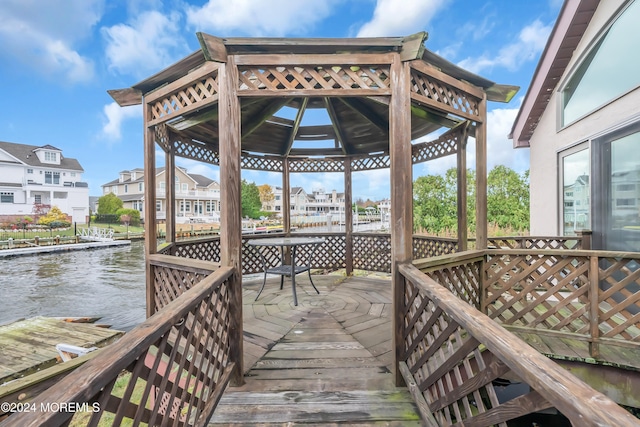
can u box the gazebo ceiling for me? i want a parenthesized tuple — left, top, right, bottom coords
(109, 33, 519, 160)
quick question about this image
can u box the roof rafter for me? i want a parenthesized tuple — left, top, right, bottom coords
(284, 98, 309, 156)
(337, 98, 389, 134)
(324, 98, 349, 155)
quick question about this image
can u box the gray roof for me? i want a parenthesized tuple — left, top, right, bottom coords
(190, 173, 216, 187)
(0, 141, 84, 171)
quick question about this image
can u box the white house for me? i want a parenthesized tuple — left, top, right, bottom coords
(101, 167, 220, 223)
(510, 0, 640, 251)
(263, 186, 345, 217)
(0, 141, 89, 223)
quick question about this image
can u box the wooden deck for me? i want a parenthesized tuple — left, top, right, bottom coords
(209, 273, 422, 425)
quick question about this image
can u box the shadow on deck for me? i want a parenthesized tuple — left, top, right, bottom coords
(209, 274, 423, 425)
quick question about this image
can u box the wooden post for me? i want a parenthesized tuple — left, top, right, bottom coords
(475, 95, 488, 250)
(390, 55, 412, 386)
(165, 140, 176, 243)
(283, 158, 291, 235)
(589, 255, 600, 358)
(143, 102, 158, 318)
(577, 229, 592, 250)
(344, 158, 353, 275)
(218, 57, 244, 386)
(456, 126, 468, 252)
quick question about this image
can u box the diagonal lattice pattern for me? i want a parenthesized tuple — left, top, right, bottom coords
(410, 69, 479, 120)
(487, 237, 583, 250)
(238, 65, 391, 92)
(353, 233, 391, 272)
(598, 257, 640, 342)
(289, 157, 345, 173)
(150, 73, 219, 122)
(413, 236, 458, 259)
(174, 139, 220, 165)
(484, 253, 591, 334)
(426, 261, 481, 309)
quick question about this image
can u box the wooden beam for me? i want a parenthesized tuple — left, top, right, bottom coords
(169, 108, 218, 131)
(238, 88, 391, 97)
(282, 158, 291, 234)
(283, 98, 308, 156)
(288, 148, 344, 156)
(324, 97, 349, 154)
(242, 98, 291, 139)
(400, 32, 427, 61)
(457, 122, 470, 251)
(409, 59, 485, 101)
(338, 98, 389, 134)
(196, 33, 228, 62)
(410, 104, 460, 129)
(389, 54, 413, 387)
(107, 88, 142, 107)
(218, 58, 244, 386)
(165, 139, 176, 244)
(475, 95, 487, 250)
(233, 53, 395, 66)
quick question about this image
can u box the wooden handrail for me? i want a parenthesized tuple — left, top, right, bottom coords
(2, 267, 234, 427)
(399, 263, 639, 426)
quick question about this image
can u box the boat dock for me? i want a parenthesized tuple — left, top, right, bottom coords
(0, 240, 131, 258)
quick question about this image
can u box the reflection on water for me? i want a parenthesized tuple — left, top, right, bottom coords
(0, 241, 146, 331)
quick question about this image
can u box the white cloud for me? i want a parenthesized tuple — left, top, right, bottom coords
(185, 0, 341, 37)
(102, 102, 141, 140)
(357, 0, 450, 37)
(0, 0, 101, 83)
(102, 10, 187, 77)
(457, 19, 552, 74)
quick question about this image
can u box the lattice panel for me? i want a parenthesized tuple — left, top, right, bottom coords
(484, 253, 591, 334)
(150, 72, 219, 121)
(412, 132, 459, 164)
(487, 237, 582, 250)
(174, 139, 220, 165)
(293, 234, 346, 271)
(413, 236, 458, 259)
(70, 272, 233, 427)
(353, 234, 391, 273)
(410, 69, 479, 119)
(241, 237, 282, 275)
(289, 157, 345, 173)
(153, 265, 210, 312)
(351, 154, 390, 171)
(426, 261, 481, 309)
(402, 280, 520, 426)
(171, 238, 221, 263)
(238, 65, 391, 92)
(597, 257, 640, 342)
(242, 154, 283, 172)
(154, 124, 170, 152)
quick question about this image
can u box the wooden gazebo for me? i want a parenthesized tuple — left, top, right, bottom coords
(6, 33, 640, 427)
(108, 33, 517, 383)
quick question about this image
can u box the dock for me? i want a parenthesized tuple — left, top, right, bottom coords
(0, 240, 131, 258)
(0, 317, 123, 385)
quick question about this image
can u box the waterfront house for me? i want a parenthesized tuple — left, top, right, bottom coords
(0, 141, 89, 224)
(101, 166, 220, 223)
(510, 0, 640, 252)
(263, 186, 346, 217)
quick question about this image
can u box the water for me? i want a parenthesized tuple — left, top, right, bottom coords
(0, 241, 146, 331)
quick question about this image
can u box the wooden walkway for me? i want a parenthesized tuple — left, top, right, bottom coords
(209, 273, 422, 426)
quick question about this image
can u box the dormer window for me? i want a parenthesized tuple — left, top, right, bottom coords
(45, 151, 57, 162)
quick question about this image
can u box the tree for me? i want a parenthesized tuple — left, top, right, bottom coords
(413, 173, 457, 233)
(97, 193, 123, 214)
(38, 206, 70, 227)
(487, 165, 530, 230)
(258, 184, 274, 209)
(241, 180, 263, 219)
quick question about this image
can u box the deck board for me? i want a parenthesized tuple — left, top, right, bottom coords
(209, 274, 420, 425)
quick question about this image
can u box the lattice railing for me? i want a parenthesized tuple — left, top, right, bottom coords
(238, 65, 391, 93)
(398, 263, 637, 427)
(289, 157, 345, 173)
(4, 263, 235, 427)
(353, 233, 391, 272)
(487, 236, 583, 250)
(413, 235, 458, 259)
(484, 249, 640, 349)
(174, 138, 220, 165)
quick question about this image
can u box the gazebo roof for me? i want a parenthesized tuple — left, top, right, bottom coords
(109, 33, 518, 160)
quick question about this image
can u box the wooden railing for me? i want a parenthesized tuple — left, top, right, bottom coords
(487, 235, 586, 250)
(160, 232, 460, 275)
(484, 249, 640, 356)
(398, 263, 639, 427)
(2, 259, 235, 427)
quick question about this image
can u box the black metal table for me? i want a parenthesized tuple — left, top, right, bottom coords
(247, 237, 324, 306)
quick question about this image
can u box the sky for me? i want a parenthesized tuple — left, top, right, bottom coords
(0, 0, 564, 201)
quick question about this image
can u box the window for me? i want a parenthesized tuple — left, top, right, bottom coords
(156, 200, 162, 211)
(560, 146, 590, 235)
(27, 168, 33, 174)
(124, 184, 128, 193)
(44, 151, 57, 162)
(34, 195, 41, 204)
(138, 182, 143, 192)
(159, 182, 165, 190)
(112, 186, 118, 195)
(616, 198, 636, 207)
(617, 183, 635, 191)
(132, 201, 143, 211)
(53, 172, 60, 184)
(561, 0, 640, 125)
(206, 201, 216, 212)
(0, 192, 14, 203)
(70, 172, 76, 177)
(182, 183, 188, 192)
(180, 201, 191, 212)
(45, 171, 52, 184)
